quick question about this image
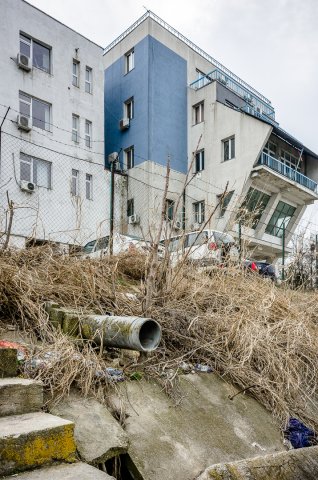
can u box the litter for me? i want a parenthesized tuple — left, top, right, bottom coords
(194, 364, 213, 373)
(0, 340, 28, 361)
(284, 418, 317, 449)
(95, 367, 125, 382)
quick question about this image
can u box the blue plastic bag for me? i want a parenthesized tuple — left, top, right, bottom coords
(284, 418, 316, 449)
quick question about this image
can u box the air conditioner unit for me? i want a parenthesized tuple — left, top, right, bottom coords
(17, 114, 31, 132)
(128, 214, 140, 224)
(192, 222, 201, 231)
(20, 180, 35, 193)
(119, 118, 130, 130)
(174, 220, 182, 230)
(17, 53, 31, 71)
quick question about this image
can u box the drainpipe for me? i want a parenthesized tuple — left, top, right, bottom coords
(80, 315, 162, 352)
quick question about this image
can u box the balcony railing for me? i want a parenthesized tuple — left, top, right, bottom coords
(258, 152, 318, 193)
(189, 68, 275, 119)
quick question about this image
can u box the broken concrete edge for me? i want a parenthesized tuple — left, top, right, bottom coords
(0, 348, 18, 378)
(197, 445, 318, 480)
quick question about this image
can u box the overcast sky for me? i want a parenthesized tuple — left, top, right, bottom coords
(27, 0, 318, 154)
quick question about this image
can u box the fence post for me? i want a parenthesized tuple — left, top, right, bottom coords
(282, 222, 285, 281)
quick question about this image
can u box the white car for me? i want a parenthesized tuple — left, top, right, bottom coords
(162, 229, 238, 267)
(82, 233, 150, 258)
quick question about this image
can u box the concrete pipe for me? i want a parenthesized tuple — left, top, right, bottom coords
(80, 315, 161, 352)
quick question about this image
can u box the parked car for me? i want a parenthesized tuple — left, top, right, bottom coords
(161, 229, 239, 267)
(82, 233, 150, 258)
(243, 260, 277, 281)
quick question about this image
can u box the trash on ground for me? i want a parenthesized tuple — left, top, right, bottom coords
(284, 418, 317, 449)
(0, 340, 28, 361)
(194, 364, 213, 373)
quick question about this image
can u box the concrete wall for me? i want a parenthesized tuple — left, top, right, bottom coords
(0, 0, 113, 247)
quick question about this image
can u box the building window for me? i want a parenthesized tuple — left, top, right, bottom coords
(193, 102, 204, 124)
(125, 146, 134, 169)
(71, 169, 79, 196)
(264, 141, 277, 159)
(280, 150, 300, 171)
(125, 49, 134, 73)
(19, 92, 51, 131)
(72, 114, 79, 143)
(265, 201, 296, 238)
(86, 174, 93, 200)
(193, 201, 205, 224)
(218, 191, 234, 218)
(165, 199, 175, 221)
(20, 152, 52, 188)
(72, 60, 79, 87)
(195, 149, 205, 172)
(85, 120, 92, 148)
(127, 198, 134, 217)
(124, 97, 134, 120)
(20, 33, 51, 73)
(240, 188, 270, 228)
(223, 136, 235, 161)
(85, 67, 92, 93)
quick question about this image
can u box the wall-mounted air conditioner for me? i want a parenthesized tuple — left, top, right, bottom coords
(17, 53, 31, 71)
(174, 220, 182, 230)
(20, 180, 35, 193)
(128, 214, 140, 224)
(17, 114, 31, 132)
(119, 118, 130, 130)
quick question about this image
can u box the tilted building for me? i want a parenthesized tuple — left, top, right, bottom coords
(103, 11, 318, 260)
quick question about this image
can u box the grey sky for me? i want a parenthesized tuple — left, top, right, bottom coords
(26, 0, 318, 155)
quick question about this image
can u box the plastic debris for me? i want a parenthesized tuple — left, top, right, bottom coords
(95, 367, 124, 382)
(0, 340, 28, 361)
(284, 418, 317, 449)
(194, 364, 213, 373)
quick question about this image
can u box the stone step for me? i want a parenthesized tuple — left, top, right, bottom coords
(0, 378, 43, 417)
(0, 412, 76, 476)
(2, 462, 115, 479)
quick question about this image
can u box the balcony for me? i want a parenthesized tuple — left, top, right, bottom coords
(189, 68, 275, 120)
(258, 152, 318, 193)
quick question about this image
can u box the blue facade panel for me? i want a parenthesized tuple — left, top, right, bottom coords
(104, 35, 187, 173)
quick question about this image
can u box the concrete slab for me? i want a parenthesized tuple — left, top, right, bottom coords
(197, 445, 318, 480)
(0, 378, 43, 416)
(51, 392, 129, 464)
(2, 462, 115, 479)
(0, 412, 76, 475)
(119, 373, 284, 480)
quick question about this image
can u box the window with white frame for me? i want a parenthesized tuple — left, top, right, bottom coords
(20, 33, 51, 73)
(193, 102, 204, 124)
(72, 60, 79, 87)
(124, 97, 134, 120)
(71, 169, 79, 196)
(19, 92, 51, 131)
(85, 66, 92, 93)
(280, 150, 300, 171)
(193, 201, 205, 224)
(263, 141, 277, 159)
(125, 49, 134, 73)
(195, 149, 205, 172)
(223, 136, 235, 161)
(72, 114, 79, 143)
(85, 120, 92, 148)
(86, 174, 93, 200)
(125, 146, 134, 169)
(20, 152, 52, 188)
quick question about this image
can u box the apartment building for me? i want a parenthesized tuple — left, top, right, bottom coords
(0, 0, 111, 248)
(103, 11, 318, 260)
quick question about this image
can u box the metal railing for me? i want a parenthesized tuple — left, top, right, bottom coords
(258, 152, 317, 193)
(103, 10, 272, 106)
(190, 69, 275, 118)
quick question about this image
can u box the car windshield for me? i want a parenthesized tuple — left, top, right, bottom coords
(213, 231, 235, 247)
(82, 240, 96, 254)
(185, 231, 209, 248)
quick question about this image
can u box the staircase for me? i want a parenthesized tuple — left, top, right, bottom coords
(0, 348, 114, 479)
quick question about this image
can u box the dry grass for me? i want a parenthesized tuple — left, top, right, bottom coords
(1, 245, 318, 431)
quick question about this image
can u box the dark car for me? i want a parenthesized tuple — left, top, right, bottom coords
(244, 260, 277, 281)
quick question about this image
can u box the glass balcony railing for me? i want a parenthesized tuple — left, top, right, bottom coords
(258, 152, 318, 193)
(189, 68, 275, 119)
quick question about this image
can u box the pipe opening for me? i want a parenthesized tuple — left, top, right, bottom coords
(139, 319, 161, 351)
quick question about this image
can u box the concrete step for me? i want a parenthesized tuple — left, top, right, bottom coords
(2, 462, 115, 479)
(0, 412, 76, 476)
(0, 378, 43, 417)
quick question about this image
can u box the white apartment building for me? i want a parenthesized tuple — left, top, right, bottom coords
(103, 11, 318, 261)
(0, 0, 111, 248)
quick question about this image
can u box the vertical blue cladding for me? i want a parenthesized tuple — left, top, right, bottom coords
(104, 35, 187, 173)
